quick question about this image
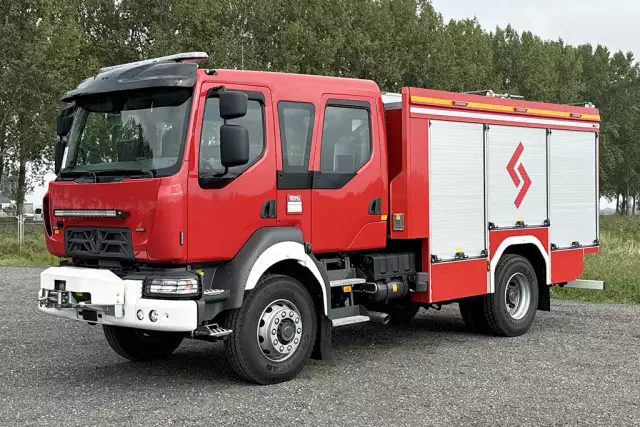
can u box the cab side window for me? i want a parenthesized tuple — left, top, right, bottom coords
(278, 101, 315, 172)
(199, 97, 264, 176)
(320, 104, 371, 173)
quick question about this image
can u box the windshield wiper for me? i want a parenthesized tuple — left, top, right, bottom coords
(88, 169, 155, 179)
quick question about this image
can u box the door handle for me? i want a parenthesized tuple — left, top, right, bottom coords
(261, 200, 277, 219)
(368, 198, 381, 215)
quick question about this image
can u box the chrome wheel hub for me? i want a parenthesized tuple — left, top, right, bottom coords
(257, 299, 303, 362)
(504, 273, 531, 320)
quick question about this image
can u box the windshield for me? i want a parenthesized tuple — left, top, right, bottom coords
(62, 88, 192, 178)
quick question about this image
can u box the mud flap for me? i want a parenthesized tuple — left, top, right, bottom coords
(538, 284, 550, 311)
(311, 315, 332, 361)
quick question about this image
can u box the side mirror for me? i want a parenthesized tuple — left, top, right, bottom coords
(56, 105, 75, 137)
(54, 139, 65, 174)
(219, 91, 248, 120)
(220, 124, 249, 168)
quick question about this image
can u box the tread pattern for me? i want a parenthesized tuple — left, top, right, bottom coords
(483, 254, 537, 337)
(224, 274, 316, 384)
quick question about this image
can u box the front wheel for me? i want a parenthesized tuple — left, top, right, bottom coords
(224, 274, 317, 385)
(103, 325, 184, 361)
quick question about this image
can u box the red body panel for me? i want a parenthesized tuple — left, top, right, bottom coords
(388, 88, 429, 240)
(551, 249, 585, 284)
(415, 259, 488, 303)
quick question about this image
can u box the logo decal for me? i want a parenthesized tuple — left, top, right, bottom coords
(506, 142, 531, 208)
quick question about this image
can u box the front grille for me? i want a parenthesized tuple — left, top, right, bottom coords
(65, 227, 134, 260)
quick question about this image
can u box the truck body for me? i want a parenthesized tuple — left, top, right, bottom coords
(39, 53, 602, 384)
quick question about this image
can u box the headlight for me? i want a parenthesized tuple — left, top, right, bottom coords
(142, 277, 200, 299)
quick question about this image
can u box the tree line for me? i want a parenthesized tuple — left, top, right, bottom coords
(1, 0, 639, 214)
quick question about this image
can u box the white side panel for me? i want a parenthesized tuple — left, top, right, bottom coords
(550, 130, 598, 248)
(488, 126, 547, 227)
(429, 120, 486, 260)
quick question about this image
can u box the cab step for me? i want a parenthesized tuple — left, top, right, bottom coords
(329, 278, 366, 288)
(332, 315, 370, 327)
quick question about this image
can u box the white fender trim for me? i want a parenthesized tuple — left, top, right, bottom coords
(489, 236, 551, 293)
(245, 241, 328, 315)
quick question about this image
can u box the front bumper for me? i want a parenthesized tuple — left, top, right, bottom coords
(38, 266, 198, 332)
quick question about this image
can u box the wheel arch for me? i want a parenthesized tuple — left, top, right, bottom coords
(211, 227, 329, 315)
(490, 236, 550, 299)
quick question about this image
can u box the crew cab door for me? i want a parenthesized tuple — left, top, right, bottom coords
(187, 83, 276, 262)
(310, 96, 386, 253)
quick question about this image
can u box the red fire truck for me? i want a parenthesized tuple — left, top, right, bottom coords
(39, 52, 603, 384)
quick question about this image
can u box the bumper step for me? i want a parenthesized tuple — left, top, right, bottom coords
(193, 324, 233, 339)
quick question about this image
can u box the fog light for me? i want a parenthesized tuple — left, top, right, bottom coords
(136, 309, 144, 320)
(149, 310, 158, 322)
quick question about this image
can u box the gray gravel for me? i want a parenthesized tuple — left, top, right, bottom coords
(1, 267, 639, 426)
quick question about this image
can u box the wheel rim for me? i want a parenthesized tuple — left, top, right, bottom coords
(504, 273, 531, 320)
(257, 299, 303, 362)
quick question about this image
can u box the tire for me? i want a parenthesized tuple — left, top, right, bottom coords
(458, 297, 490, 333)
(103, 325, 184, 361)
(483, 254, 539, 337)
(371, 299, 421, 324)
(224, 274, 317, 385)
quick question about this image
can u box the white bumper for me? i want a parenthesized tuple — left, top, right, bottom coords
(38, 266, 198, 332)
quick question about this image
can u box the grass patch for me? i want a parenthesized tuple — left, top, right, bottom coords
(0, 225, 59, 267)
(1, 216, 638, 304)
(552, 215, 640, 304)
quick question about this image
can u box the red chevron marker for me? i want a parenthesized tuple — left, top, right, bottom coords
(506, 142, 531, 208)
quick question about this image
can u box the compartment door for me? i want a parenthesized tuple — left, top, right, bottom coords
(550, 130, 598, 249)
(488, 125, 548, 228)
(429, 120, 486, 261)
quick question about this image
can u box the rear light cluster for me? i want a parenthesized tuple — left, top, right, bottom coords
(142, 277, 200, 299)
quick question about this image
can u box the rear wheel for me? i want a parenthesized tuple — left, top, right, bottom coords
(224, 274, 317, 385)
(103, 325, 184, 361)
(483, 254, 539, 337)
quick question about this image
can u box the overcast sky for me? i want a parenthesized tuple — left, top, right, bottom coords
(431, 0, 638, 57)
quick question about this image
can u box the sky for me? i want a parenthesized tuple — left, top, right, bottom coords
(27, 1, 625, 208)
(430, 0, 638, 56)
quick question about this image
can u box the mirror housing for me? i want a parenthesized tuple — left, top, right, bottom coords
(220, 124, 250, 168)
(219, 91, 248, 120)
(54, 139, 65, 174)
(56, 104, 76, 137)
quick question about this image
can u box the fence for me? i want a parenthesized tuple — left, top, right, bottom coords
(0, 215, 46, 251)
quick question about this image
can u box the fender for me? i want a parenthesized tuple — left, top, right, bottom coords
(489, 236, 550, 293)
(211, 227, 330, 315)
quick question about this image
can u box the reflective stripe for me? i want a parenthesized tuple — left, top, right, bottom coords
(411, 96, 600, 121)
(410, 107, 599, 129)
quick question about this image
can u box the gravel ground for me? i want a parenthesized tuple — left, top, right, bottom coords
(1, 267, 639, 426)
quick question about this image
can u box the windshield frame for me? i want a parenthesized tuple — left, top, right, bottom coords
(60, 88, 194, 179)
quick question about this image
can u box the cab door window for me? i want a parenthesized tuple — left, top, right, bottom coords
(320, 105, 371, 174)
(278, 101, 315, 172)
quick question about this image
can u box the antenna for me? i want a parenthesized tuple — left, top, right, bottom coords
(99, 52, 209, 74)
